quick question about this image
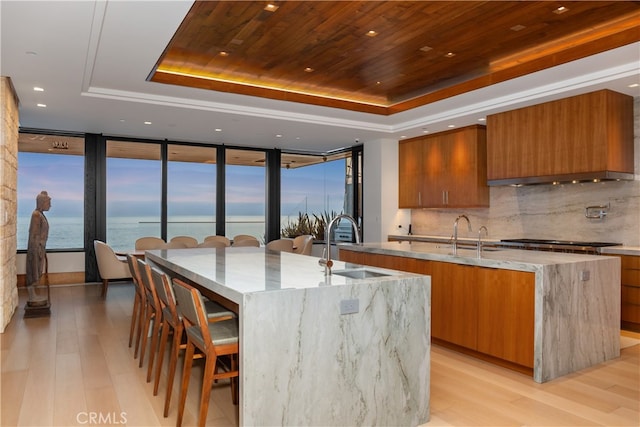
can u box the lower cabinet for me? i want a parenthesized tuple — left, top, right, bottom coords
(339, 249, 535, 369)
(620, 255, 640, 332)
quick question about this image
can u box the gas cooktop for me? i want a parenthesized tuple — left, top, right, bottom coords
(500, 239, 621, 247)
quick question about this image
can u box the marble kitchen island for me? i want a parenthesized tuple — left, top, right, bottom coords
(145, 247, 431, 426)
(339, 241, 621, 383)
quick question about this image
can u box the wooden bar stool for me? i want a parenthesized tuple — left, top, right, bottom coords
(172, 279, 239, 427)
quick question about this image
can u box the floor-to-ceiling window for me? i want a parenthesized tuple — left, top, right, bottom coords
(167, 144, 217, 241)
(225, 148, 266, 241)
(17, 133, 85, 250)
(280, 148, 362, 241)
(106, 140, 161, 252)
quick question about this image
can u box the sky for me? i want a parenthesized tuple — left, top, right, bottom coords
(18, 152, 347, 218)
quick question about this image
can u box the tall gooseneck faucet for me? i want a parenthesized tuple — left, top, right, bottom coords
(452, 214, 472, 255)
(319, 214, 361, 275)
(477, 225, 488, 258)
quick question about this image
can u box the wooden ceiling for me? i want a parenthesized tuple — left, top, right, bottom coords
(149, 1, 640, 115)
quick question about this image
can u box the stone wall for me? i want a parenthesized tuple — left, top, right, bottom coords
(411, 97, 640, 246)
(1, 77, 19, 332)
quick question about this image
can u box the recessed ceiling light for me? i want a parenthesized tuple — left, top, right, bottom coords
(119, 119, 125, 122)
(264, 3, 279, 12)
(144, 121, 152, 125)
(510, 24, 526, 31)
(445, 52, 456, 58)
(366, 30, 378, 37)
(215, 128, 222, 132)
(422, 129, 429, 134)
(304, 67, 314, 73)
(478, 118, 486, 122)
(400, 136, 407, 139)
(37, 103, 46, 108)
(629, 83, 639, 88)
(553, 6, 569, 14)
(276, 134, 282, 138)
(447, 124, 455, 128)
(419, 46, 433, 52)
(33, 87, 44, 92)
(219, 51, 229, 57)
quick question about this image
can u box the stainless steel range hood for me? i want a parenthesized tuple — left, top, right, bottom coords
(487, 170, 635, 186)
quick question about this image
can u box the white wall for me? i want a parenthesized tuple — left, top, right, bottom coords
(362, 138, 409, 243)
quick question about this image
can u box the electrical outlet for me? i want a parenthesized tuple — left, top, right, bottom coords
(340, 298, 359, 315)
(580, 270, 590, 281)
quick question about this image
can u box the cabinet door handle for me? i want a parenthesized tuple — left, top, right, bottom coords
(418, 192, 422, 206)
(442, 190, 446, 205)
(446, 191, 449, 205)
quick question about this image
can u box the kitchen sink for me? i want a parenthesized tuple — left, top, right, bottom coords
(332, 268, 391, 279)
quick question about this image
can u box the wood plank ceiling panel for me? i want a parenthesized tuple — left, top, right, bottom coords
(149, 1, 640, 114)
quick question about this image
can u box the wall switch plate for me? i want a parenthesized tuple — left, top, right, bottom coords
(340, 298, 359, 315)
(580, 270, 590, 281)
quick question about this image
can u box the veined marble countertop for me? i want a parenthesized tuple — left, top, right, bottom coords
(343, 240, 610, 272)
(145, 246, 431, 426)
(601, 246, 640, 256)
(145, 246, 421, 304)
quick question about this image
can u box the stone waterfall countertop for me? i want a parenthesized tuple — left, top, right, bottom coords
(339, 240, 621, 384)
(389, 234, 640, 257)
(345, 240, 613, 271)
(145, 246, 431, 427)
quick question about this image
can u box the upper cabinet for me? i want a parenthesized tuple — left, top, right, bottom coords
(399, 125, 489, 209)
(486, 89, 634, 186)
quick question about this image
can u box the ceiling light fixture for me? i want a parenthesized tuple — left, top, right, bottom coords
(219, 51, 229, 57)
(510, 24, 526, 32)
(366, 30, 378, 37)
(264, 3, 279, 12)
(629, 83, 639, 88)
(445, 52, 456, 58)
(144, 121, 152, 125)
(419, 46, 433, 52)
(215, 128, 222, 132)
(33, 86, 44, 92)
(447, 124, 455, 128)
(304, 67, 314, 73)
(37, 103, 46, 108)
(553, 6, 569, 14)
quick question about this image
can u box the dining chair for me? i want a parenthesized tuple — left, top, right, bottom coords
(93, 240, 132, 298)
(135, 236, 166, 250)
(293, 234, 314, 255)
(173, 279, 239, 427)
(265, 238, 294, 252)
(151, 270, 236, 417)
(231, 234, 256, 243)
(169, 236, 198, 248)
(136, 258, 163, 382)
(126, 254, 147, 359)
(232, 237, 260, 247)
(203, 235, 231, 247)
(196, 240, 228, 248)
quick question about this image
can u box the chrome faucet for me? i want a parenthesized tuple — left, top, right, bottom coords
(452, 214, 472, 255)
(477, 226, 488, 258)
(319, 214, 361, 275)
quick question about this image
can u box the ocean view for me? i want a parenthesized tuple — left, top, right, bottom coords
(16, 215, 282, 252)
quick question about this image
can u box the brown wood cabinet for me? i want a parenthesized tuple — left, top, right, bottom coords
(476, 268, 534, 367)
(398, 125, 489, 208)
(339, 248, 535, 370)
(620, 254, 640, 332)
(486, 89, 634, 185)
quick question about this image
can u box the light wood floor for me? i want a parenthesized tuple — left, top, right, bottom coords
(1, 283, 639, 427)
